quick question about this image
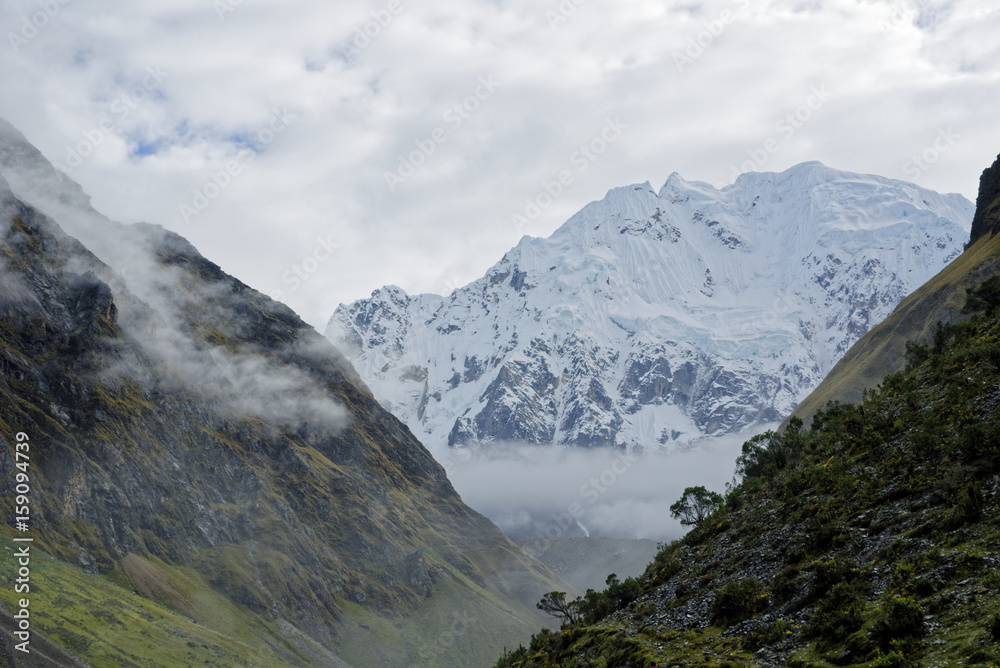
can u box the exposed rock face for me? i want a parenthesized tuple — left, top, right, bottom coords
(0, 119, 564, 667)
(491, 151, 1000, 668)
(328, 163, 972, 451)
(970, 152, 1000, 244)
(793, 152, 1000, 425)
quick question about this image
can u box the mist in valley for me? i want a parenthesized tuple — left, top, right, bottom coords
(439, 424, 777, 543)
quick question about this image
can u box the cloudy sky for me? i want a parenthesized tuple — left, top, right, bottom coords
(1, 0, 998, 330)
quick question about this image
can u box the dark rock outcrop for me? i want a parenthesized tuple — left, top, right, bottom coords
(970, 152, 1000, 244)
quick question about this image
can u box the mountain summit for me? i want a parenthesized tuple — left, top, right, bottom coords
(493, 150, 1000, 668)
(327, 163, 972, 451)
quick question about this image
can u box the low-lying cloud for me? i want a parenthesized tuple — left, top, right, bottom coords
(442, 425, 776, 543)
(0, 142, 352, 433)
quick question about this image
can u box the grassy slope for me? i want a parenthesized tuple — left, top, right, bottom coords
(333, 546, 555, 668)
(792, 232, 1000, 425)
(0, 534, 552, 668)
(0, 535, 338, 668)
(497, 291, 1000, 667)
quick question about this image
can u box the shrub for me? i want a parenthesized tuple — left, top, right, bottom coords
(735, 418, 803, 482)
(807, 558, 862, 602)
(725, 484, 745, 511)
(578, 574, 642, 624)
(952, 481, 985, 524)
(804, 559, 870, 645)
(989, 612, 1000, 643)
(771, 565, 801, 605)
(932, 320, 951, 356)
(646, 556, 683, 586)
(871, 596, 926, 648)
(742, 618, 795, 651)
(873, 650, 911, 667)
(807, 580, 868, 643)
(710, 578, 769, 627)
(962, 275, 1000, 315)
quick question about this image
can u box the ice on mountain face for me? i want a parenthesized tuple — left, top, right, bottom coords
(327, 162, 973, 452)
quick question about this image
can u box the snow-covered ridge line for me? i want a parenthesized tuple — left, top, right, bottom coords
(327, 161, 973, 453)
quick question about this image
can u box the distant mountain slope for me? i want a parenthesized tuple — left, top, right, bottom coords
(0, 118, 567, 668)
(517, 537, 660, 593)
(793, 152, 1000, 424)
(493, 151, 1000, 668)
(328, 163, 972, 451)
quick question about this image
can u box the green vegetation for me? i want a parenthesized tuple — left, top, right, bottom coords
(577, 574, 642, 625)
(537, 591, 581, 625)
(0, 536, 331, 667)
(793, 230, 1000, 423)
(497, 277, 1000, 667)
(669, 485, 724, 527)
(497, 627, 652, 668)
(709, 578, 769, 628)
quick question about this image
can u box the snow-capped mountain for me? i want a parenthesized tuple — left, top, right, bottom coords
(326, 162, 973, 451)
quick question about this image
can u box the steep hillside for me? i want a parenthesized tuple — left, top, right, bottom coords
(0, 120, 567, 667)
(492, 155, 1000, 668)
(793, 153, 1000, 424)
(328, 163, 971, 452)
(495, 276, 1000, 668)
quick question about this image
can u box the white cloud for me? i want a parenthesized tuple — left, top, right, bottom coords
(1, 0, 998, 330)
(443, 426, 775, 541)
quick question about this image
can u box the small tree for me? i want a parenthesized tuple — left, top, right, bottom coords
(670, 486, 723, 527)
(536, 591, 581, 625)
(963, 275, 1000, 315)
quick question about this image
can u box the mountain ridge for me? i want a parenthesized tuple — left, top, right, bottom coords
(492, 150, 1000, 668)
(792, 152, 1000, 425)
(0, 117, 568, 667)
(328, 162, 973, 452)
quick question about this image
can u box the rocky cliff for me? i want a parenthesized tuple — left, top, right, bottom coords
(0, 118, 565, 668)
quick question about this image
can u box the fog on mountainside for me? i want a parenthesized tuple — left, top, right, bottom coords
(0, 118, 570, 668)
(444, 427, 774, 542)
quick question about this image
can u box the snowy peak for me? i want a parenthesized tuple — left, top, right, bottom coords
(327, 162, 973, 452)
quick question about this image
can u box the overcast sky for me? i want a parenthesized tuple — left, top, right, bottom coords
(1, 0, 998, 330)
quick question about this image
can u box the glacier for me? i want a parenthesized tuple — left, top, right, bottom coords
(327, 162, 973, 452)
